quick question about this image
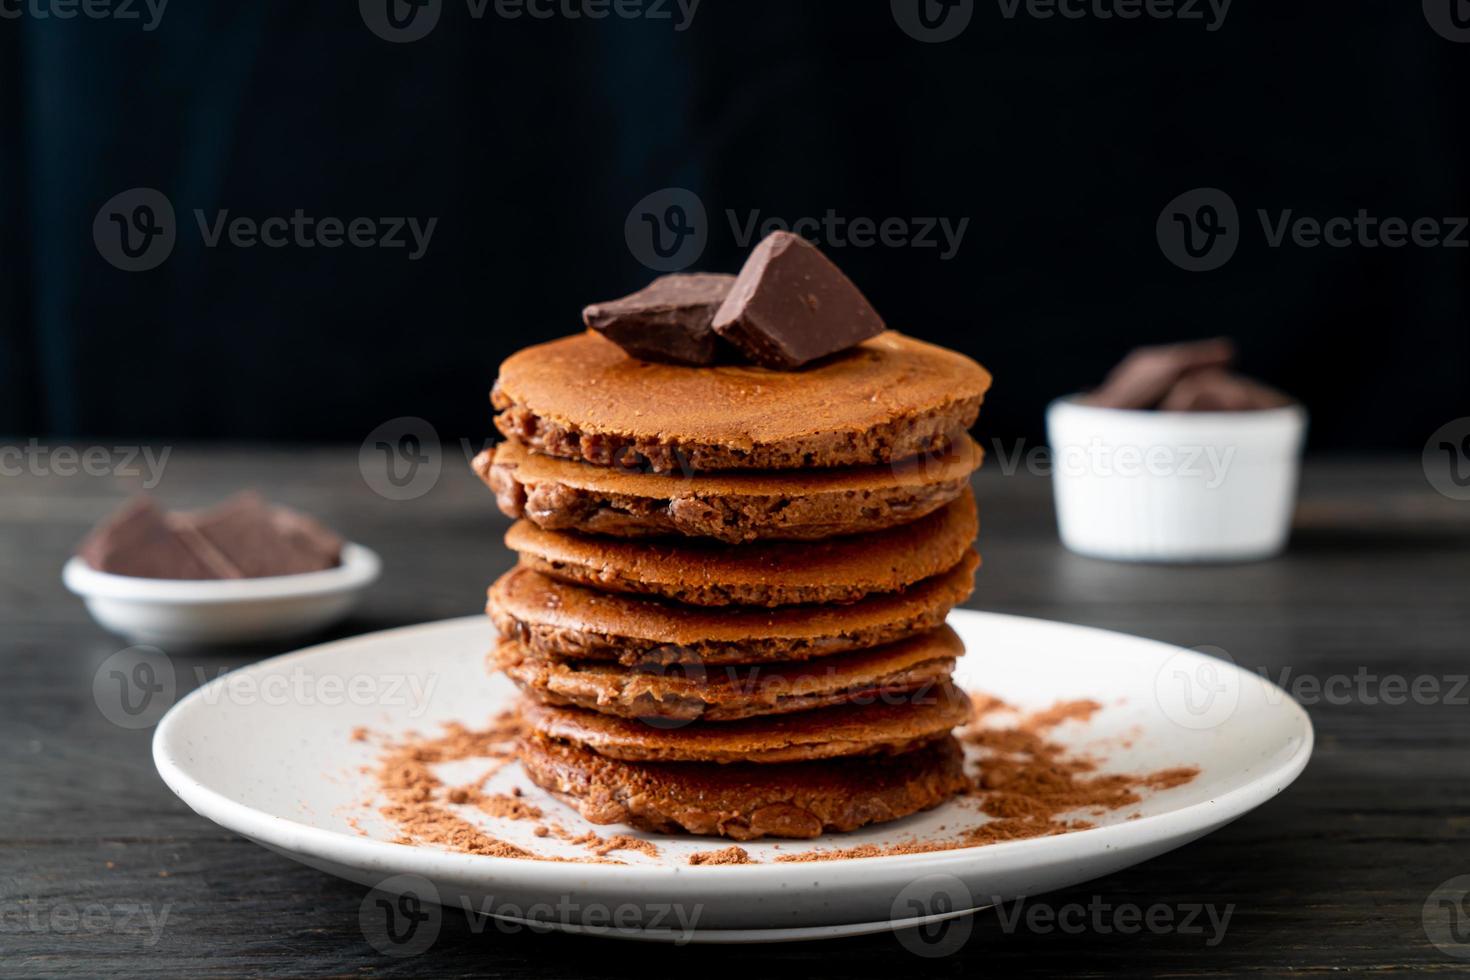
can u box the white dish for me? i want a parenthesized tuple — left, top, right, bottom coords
(153, 610, 1312, 943)
(63, 543, 381, 646)
(1047, 397, 1308, 563)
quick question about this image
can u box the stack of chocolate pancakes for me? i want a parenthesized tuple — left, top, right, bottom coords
(475, 328, 991, 841)
(475, 235, 991, 840)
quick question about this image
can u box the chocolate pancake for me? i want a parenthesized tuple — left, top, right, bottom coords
(521, 735, 968, 840)
(488, 553, 978, 665)
(520, 682, 973, 764)
(492, 331, 992, 473)
(493, 626, 963, 723)
(504, 489, 977, 607)
(476, 436, 982, 543)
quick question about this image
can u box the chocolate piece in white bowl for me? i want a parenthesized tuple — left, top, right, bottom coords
(67, 492, 369, 645)
(77, 491, 342, 580)
(1049, 340, 1306, 563)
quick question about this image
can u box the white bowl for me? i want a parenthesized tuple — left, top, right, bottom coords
(62, 543, 382, 646)
(1045, 397, 1307, 563)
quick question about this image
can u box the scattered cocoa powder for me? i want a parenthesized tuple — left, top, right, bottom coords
(358, 694, 1199, 866)
(373, 713, 541, 859)
(778, 697, 1199, 862)
(586, 834, 661, 858)
(689, 846, 754, 866)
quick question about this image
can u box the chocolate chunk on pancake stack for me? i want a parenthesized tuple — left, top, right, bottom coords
(475, 236, 992, 841)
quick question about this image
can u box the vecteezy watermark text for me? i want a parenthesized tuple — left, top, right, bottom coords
(622, 188, 972, 270)
(358, 874, 705, 955)
(993, 895, 1234, 945)
(94, 188, 437, 272)
(194, 210, 436, 260)
(0, 440, 170, 488)
(360, 0, 701, 43)
(888, 873, 1234, 958)
(92, 645, 442, 729)
(1158, 187, 1470, 272)
(0, 0, 168, 31)
(728, 209, 970, 261)
(989, 436, 1236, 488)
(995, 0, 1231, 31)
(0, 899, 173, 946)
(891, 0, 1229, 42)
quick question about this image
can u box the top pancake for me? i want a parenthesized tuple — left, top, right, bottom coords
(492, 331, 992, 473)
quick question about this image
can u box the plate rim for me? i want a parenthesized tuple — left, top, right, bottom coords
(153, 610, 1314, 884)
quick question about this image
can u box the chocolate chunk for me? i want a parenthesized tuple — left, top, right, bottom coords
(1085, 338, 1236, 410)
(1157, 367, 1291, 412)
(582, 273, 736, 365)
(711, 232, 886, 370)
(77, 492, 343, 579)
(180, 491, 343, 577)
(77, 497, 217, 579)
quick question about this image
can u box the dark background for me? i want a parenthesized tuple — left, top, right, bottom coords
(2, 0, 1467, 450)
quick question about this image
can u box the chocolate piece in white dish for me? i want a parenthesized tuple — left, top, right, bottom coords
(1085, 338, 1289, 411)
(77, 491, 343, 579)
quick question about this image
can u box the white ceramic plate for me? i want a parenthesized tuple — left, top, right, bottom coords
(64, 543, 381, 645)
(153, 610, 1311, 943)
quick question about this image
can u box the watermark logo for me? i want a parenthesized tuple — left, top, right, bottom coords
(360, 0, 443, 42)
(94, 188, 176, 272)
(1424, 875, 1470, 959)
(1154, 644, 1241, 730)
(1157, 187, 1239, 272)
(360, 417, 442, 501)
(1424, 0, 1470, 42)
(93, 646, 176, 730)
(631, 654, 708, 731)
(891, 0, 974, 42)
(1423, 418, 1470, 501)
(360, 874, 442, 957)
(891, 874, 975, 957)
(626, 187, 707, 272)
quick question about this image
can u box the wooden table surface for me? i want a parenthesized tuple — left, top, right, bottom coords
(4, 445, 1469, 977)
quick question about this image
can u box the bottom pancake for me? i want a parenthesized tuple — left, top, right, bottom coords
(521, 734, 969, 840)
(520, 682, 973, 763)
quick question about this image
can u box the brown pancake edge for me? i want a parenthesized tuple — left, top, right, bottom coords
(492, 625, 964, 722)
(492, 330, 992, 473)
(504, 488, 978, 607)
(519, 734, 969, 840)
(519, 682, 974, 764)
(477, 436, 983, 543)
(486, 551, 978, 665)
